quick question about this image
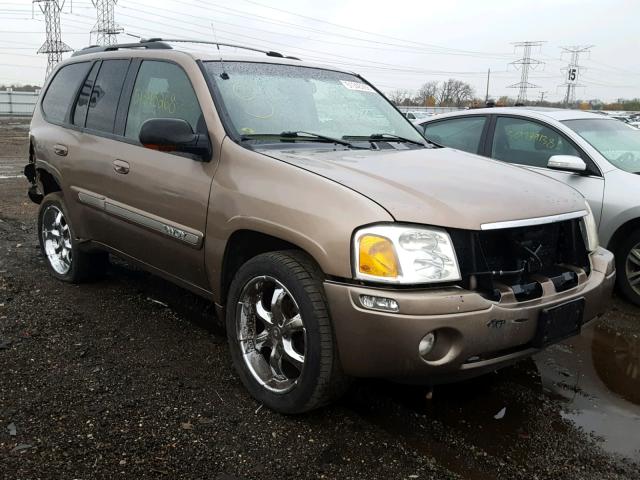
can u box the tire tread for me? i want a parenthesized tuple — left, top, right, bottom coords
(226, 249, 350, 413)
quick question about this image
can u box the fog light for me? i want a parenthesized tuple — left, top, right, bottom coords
(359, 295, 399, 312)
(419, 332, 436, 357)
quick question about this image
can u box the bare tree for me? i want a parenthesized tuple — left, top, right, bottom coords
(452, 82, 474, 107)
(387, 89, 411, 105)
(437, 79, 475, 107)
(416, 81, 439, 106)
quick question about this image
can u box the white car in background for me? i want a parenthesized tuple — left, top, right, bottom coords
(404, 111, 433, 121)
(418, 107, 640, 306)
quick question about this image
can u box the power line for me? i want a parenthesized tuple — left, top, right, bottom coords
(119, 1, 505, 59)
(239, 0, 512, 58)
(123, 0, 513, 59)
(33, 0, 72, 77)
(559, 45, 593, 105)
(507, 41, 545, 104)
(74, 9, 509, 78)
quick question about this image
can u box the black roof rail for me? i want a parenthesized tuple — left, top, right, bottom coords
(143, 38, 302, 60)
(71, 40, 172, 57)
(71, 38, 302, 61)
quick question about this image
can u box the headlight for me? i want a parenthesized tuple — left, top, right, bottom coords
(580, 201, 599, 252)
(354, 225, 461, 284)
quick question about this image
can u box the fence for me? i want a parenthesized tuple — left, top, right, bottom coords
(0, 90, 40, 116)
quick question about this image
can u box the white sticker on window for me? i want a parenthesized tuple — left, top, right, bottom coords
(340, 80, 374, 93)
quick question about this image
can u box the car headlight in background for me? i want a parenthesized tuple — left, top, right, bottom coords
(354, 225, 461, 284)
(581, 201, 599, 252)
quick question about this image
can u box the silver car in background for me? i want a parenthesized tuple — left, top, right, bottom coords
(418, 107, 640, 305)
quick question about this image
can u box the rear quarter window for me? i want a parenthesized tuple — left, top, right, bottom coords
(41, 62, 92, 123)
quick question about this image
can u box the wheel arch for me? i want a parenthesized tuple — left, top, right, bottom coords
(606, 216, 640, 255)
(217, 228, 327, 308)
(37, 167, 62, 196)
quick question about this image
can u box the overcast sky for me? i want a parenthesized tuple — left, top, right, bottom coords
(1, 0, 639, 102)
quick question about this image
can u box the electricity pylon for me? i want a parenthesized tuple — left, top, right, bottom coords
(560, 45, 593, 106)
(508, 41, 545, 104)
(92, 0, 123, 46)
(33, 0, 72, 78)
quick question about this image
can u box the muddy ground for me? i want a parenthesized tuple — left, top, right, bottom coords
(1, 117, 639, 479)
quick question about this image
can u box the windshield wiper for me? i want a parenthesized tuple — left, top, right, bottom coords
(363, 133, 426, 146)
(241, 131, 357, 148)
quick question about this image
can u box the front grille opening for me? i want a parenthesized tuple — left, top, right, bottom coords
(451, 219, 590, 302)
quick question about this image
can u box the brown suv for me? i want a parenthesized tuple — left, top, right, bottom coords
(25, 39, 615, 413)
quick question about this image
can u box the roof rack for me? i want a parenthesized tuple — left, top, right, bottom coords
(71, 40, 172, 57)
(71, 38, 301, 60)
(145, 38, 301, 60)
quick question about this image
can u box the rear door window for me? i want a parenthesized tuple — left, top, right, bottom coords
(72, 62, 100, 127)
(41, 62, 92, 123)
(423, 116, 487, 154)
(491, 116, 579, 168)
(125, 60, 204, 141)
(85, 59, 130, 134)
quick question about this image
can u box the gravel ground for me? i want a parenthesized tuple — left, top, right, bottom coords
(1, 117, 639, 479)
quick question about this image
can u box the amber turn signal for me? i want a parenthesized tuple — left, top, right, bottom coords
(358, 234, 400, 278)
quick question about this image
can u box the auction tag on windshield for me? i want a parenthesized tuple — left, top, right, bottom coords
(340, 80, 375, 93)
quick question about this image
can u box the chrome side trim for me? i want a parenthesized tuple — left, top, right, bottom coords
(74, 187, 202, 247)
(104, 203, 200, 246)
(480, 210, 587, 231)
(77, 191, 105, 210)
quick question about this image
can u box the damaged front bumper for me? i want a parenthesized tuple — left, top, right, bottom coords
(324, 247, 615, 382)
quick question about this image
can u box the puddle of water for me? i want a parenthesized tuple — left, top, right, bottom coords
(535, 322, 640, 458)
(344, 318, 640, 474)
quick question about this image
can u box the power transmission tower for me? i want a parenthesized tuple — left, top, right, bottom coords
(559, 45, 593, 106)
(507, 41, 545, 104)
(92, 0, 123, 46)
(33, 0, 72, 78)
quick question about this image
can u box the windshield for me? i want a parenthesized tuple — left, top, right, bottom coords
(563, 118, 640, 173)
(204, 61, 424, 145)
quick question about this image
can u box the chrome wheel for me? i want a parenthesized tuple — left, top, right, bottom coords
(236, 276, 306, 394)
(626, 243, 640, 296)
(41, 205, 72, 275)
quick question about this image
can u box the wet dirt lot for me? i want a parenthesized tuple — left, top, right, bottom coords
(1, 117, 639, 479)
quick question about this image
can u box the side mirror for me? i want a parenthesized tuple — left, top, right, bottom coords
(139, 118, 210, 160)
(547, 155, 587, 173)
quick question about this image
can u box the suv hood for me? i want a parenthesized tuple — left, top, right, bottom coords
(260, 147, 586, 231)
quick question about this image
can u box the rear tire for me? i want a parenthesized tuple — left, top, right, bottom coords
(38, 192, 108, 283)
(226, 250, 349, 413)
(615, 229, 640, 306)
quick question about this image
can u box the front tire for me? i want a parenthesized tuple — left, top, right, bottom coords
(38, 192, 108, 283)
(226, 250, 349, 413)
(615, 229, 640, 306)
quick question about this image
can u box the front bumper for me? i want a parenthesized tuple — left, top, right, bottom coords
(324, 247, 615, 382)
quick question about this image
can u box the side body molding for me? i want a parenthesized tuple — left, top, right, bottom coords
(72, 186, 204, 248)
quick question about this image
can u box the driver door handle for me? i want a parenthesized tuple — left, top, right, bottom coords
(113, 159, 130, 175)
